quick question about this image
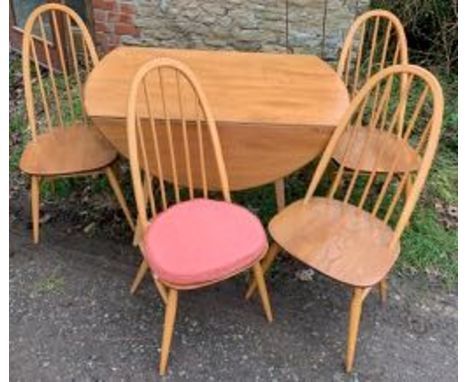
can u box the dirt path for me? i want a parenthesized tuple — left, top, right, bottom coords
(9, 215, 457, 382)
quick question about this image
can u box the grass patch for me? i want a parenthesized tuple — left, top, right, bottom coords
(33, 268, 66, 294)
(427, 149, 457, 204)
(399, 205, 457, 287)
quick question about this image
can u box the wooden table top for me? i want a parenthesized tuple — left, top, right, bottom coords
(84, 46, 349, 127)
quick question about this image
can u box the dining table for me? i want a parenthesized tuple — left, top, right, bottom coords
(84, 46, 349, 192)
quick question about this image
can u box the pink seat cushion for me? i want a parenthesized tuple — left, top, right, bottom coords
(144, 199, 268, 286)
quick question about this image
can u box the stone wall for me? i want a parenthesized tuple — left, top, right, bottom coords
(92, 0, 369, 60)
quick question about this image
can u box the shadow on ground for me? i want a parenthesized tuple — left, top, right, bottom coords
(10, 215, 457, 382)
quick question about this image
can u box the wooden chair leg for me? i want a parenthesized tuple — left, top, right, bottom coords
(153, 277, 168, 305)
(274, 178, 285, 211)
(31, 175, 40, 244)
(130, 259, 149, 294)
(105, 166, 135, 231)
(379, 278, 388, 304)
(159, 288, 178, 376)
(252, 262, 273, 322)
(132, 217, 141, 246)
(345, 287, 370, 373)
(245, 243, 281, 300)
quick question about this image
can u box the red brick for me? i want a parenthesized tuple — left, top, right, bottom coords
(119, 12, 133, 24)
(92, 0, 116, 11)
(94, 21, 109, 33)
(114, 23, 139, 36)
(108, 11, 120, 23)
(93, 9, 107, 22)
(120, 3, 135, 14)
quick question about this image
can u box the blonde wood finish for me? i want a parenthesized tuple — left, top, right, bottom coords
(132, 221, 142, 246)
(20, 4, 134, 242)
(333, 127, 420, 173)
(132, 177, 152, 246)
(253, 261, 273, 322)
(130, 259, 148, 295)
(337, 10, 408, 99)
(20, 123, 117, 176)
(245, 242, 281, 300)
(85, 47, 349, 190)
(346, 287, 371, 373)
(379, 278, 388, 303)
(257, 65, 444, 372)
(126, 58, 273, 375)
(23, 4, 99, 140)
(153, 277, 168, 305)
(270, 198, 400, 286)
(31, 176, 40, 244)
(159, 288, 178, 376)
(105, 167, 135, 230)
(334, 10, 409, 174)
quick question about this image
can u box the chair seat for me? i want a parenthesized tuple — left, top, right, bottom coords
(144, 199, 268, 287)
(269, 197, 400, 287)
(332, 127, 421, 173)
(19, 123, 117, 176)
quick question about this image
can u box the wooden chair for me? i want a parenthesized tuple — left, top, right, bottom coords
(126, 57, 273, 375)
(245, 64, 444, 372)
(332, 9, 410, 179)
(275, 10, 408, 212)
(337, 9, 408, 99)
(19, 3, 134, 243)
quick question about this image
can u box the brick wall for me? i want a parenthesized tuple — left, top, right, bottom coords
(91, 0, 140, 53)
(91, 0, 369, 59)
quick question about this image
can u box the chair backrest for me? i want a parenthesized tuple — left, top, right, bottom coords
(304, 64, 444, 252)
(126, 58, 231, 231)
(337, 9, 408, 99)
(22, 3, 99, 140)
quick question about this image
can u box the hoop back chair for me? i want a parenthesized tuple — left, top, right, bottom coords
(246, 65, 444, 372)
(126, 58, 273, 375)
(332, 10, 411, 187)
(337, 9, 408, 98)
(275, 10, 408, 213)
(19, 3, 134, 243)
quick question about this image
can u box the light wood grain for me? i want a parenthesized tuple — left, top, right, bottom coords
(31, 176, 40, 244)
(253, 261, 273, 322)
(20, 123, 117, 176)
(263, 65, 444, 373)
(334, 10, 409, 174)
(85, 47, 349, 190)
(93, 117, 332, 190)
(332, 127, 420, 173)
(269, 198, 400, 287)
(20, 4, 133, 242)
(86, 47, 349, 126)
(337, 9, 408, 98)
(346, 287, 371, 372)
(245, 242, 281, 300)
(126, 58, 273, 375)
(159, 288, 178, 376)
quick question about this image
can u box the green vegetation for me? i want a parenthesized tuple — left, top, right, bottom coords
(399, 75, 457, 286)
(33, 268, 66, 294)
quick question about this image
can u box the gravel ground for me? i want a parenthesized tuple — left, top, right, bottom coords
(9, 214, 457, 382)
